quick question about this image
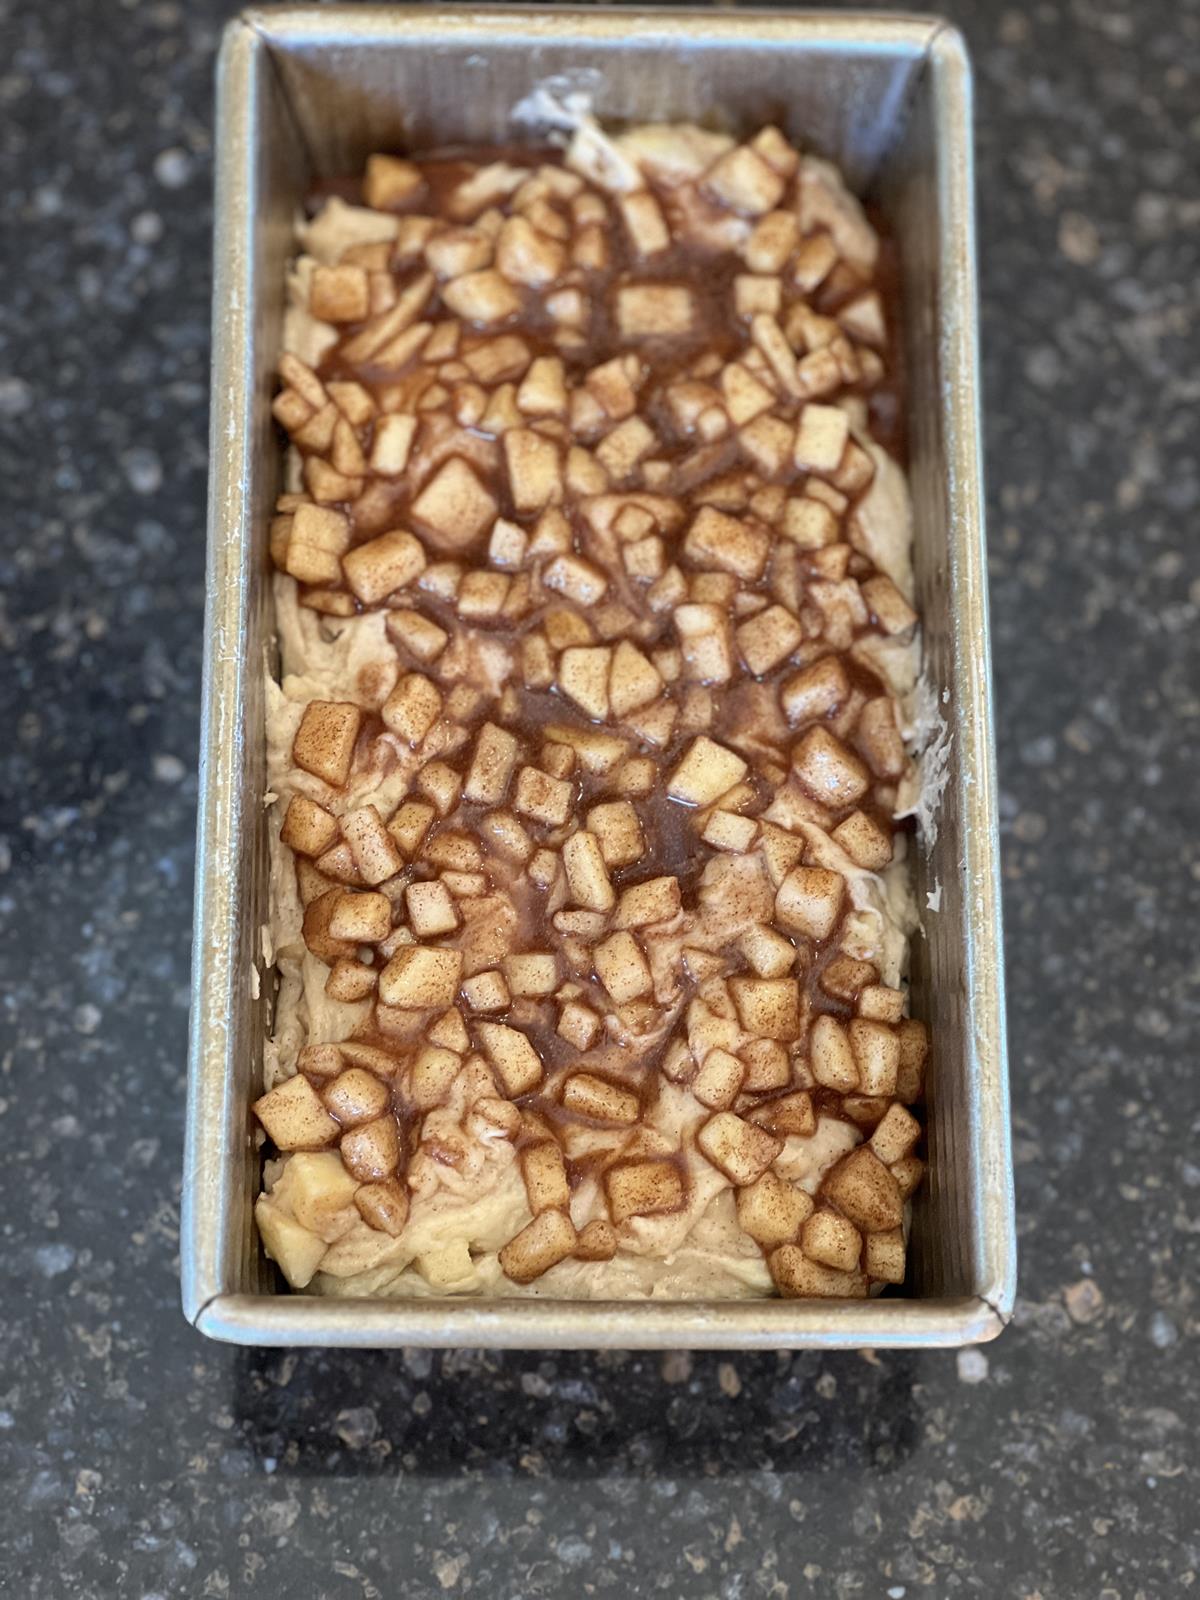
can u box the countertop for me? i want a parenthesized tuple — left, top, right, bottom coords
(1, 0, 1197, 1594)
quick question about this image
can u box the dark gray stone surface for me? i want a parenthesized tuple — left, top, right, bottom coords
(1, 0, 1197, 1594)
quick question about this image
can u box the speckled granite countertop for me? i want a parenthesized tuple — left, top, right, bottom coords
(2, 0, 1198, 1593)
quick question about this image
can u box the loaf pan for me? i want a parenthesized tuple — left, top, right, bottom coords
(182, 4, 1015, 1348)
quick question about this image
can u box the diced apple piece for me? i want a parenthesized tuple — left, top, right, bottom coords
(504, 427, 563, 512)
(340, 1115, 400, 1182)
(736, 1170, 814, 1248)
(419, 1011, 465, 1058)
(614, 876, 681, 929)
(729, 977, 802, 1041)
(593, 930, 653, 1003)
(619, 189, 671, 255)
(273, 388, 313, 434)
(363, 154, 424, 209)
(668, 736, 747, 807)
(596, 416, 656, 482)
(624, 534, 666, 581)
(516, 354, 569, 417)
(856, 696, 908, 779)
(302, 887, 359, 964)
(575, 1218, 618, 1261)
(793, 725, 870, 807)
(463, 722, 519, 806)
(464, 960, 508, 1011)
(404, 1044, 461, 1111)
(405, 879, 460, 938)
(751, 1089, 816, 1137)
(386, 799, 435, 860)
(586, 355, 641, 419)
(794, 403, 850, 474)
(563, 1073, 640, 1124)
(736, 604, 804, 676)
(848, 1018, 900, 1096)
(697, 1112, 782, 1185)
(514, 765, 573, 828)
(790, 233, 838, 294)
(750, 312, 801, 396)
(559, 645, 612, 721)
(341, 805, 404, 885)
(504, 953, 558, 997)
(563, 830, 615, 912)
(558, 999, 601, 1051)
(587, 800, 645, 867)
(862, 1227, 905, 1284)
(674, 602, 733, 685)
(310, 263, 370, 322)
(313, 840, 362, 888)
(495, 215, 567, 286)
(521, 1140, 571, 1212)
(858, 984, 905, 1024)
(253, 1074, 340, 1150)
(740, 1037, 792, 1092)
(325, 958, 378, 1002)
(775, 866, 845, 942)
(378, 945, 463, 1009)
(544, 552, 608, 605)
(616, 284, 695, 338)
(891, 1155, 924, 1201)
(385, 609, 448, 668)
(862, 574, 917, 636)
(380, 673, 441, 748)
(606, 640, 662, 719)
(720, 361, 774, 425)
(477, 1021, 543, 1097)
(416, 760, 463, 817)
(343, 528, 425, 605)
(463, 333, 532, 384)
(735, 275, 782, 317)
(781, 496, 839, 550)
(782, 656, 849, 726)
(292, 701, 361, 788)
(442, 267, 522, 325)
(499, 1207, 577, 1283)
(809, 1013, 859, 1092)
(280, 795, 339, 859)
(841, 1095, 890, 1129)
(543, 722, 628, 775)
(692, 1048, 746, 1110)
(743, 209, 799, 272)
(896, 1018, 928, 1106)
(423, 830, 482, 872)
(869, 1103, 922, 1166)
(328, 890, 392, 943)
(821, 1145, 903, 1232)
(411, 457, 498, 551)
(354, 1178, 410, 1237)
(738, 414, 794, 477)
(838, 289, 887, 347)
(705, 145, 785, 215)
(425, 223, 493, 278)
(285, 503, 352, 586)
(279, 1149, 363, 1242)
(255, 1198, 327, 1288)
(769, 1244, 867, 1298)
(683, 505, 769, 581)
(739, 924, 796, 981)
(321, 1067, 390, 1127)
(802, 1209, 863, 1271)
(605, 1160, 685, 1224)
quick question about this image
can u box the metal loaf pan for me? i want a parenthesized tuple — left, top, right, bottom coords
(183, 5, 1015, 1348)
